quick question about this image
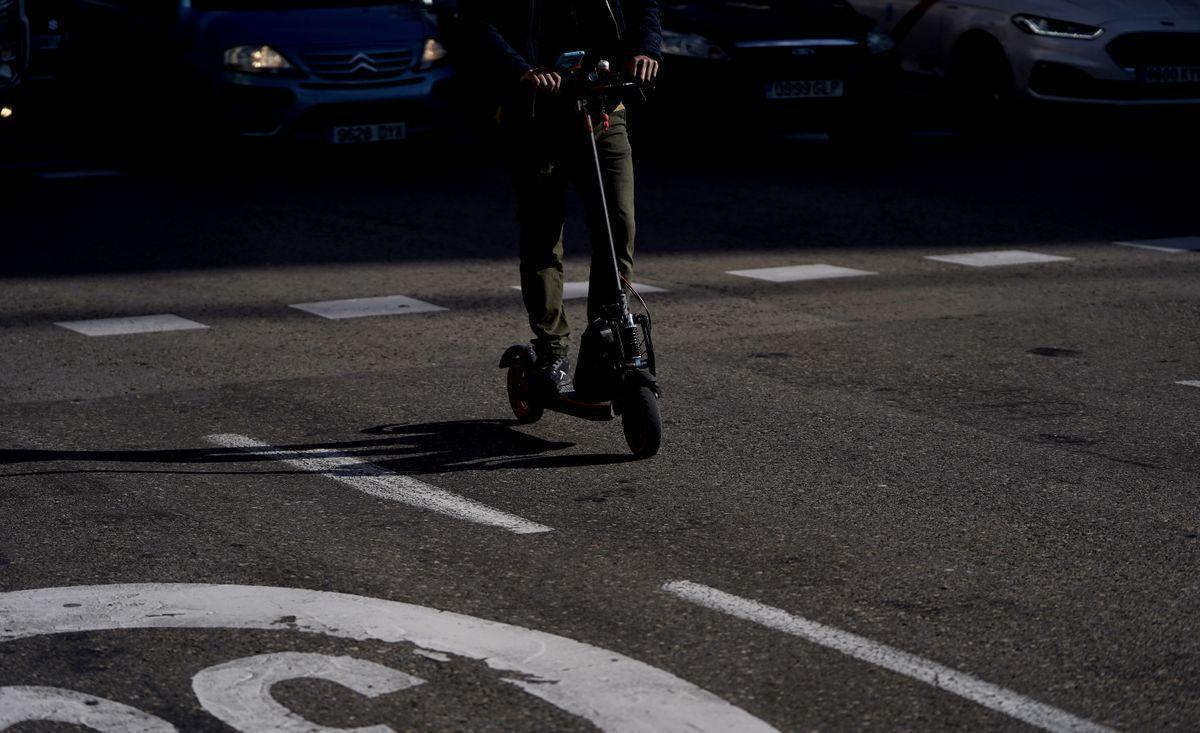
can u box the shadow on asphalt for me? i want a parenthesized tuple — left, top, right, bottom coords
(0, 420, 634, 477)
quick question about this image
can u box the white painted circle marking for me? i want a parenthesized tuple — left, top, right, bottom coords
(0, 584, 777, 733)
(0, 686, 179, 732)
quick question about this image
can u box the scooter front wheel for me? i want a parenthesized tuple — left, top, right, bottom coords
(507, 364, 544, 424)
(621, 385, 661, 458)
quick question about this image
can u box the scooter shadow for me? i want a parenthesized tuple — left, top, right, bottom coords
(360, 421, 638, 474)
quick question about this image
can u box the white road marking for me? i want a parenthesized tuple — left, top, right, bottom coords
(37, 170, 122, 180)
(205, 434, 552, 535)
(726, 264, 876, 283)
(1177, 381, 1200, 388)
(1114, 237, 1200, 253)
(0, 686, 178, 732)
(0, 584, 779, 733)
(55, 314, 209, 337)
(193, 652, 423, 733)
(289, 295, 447, 320)
(510, 281, 667, 299)
(663, 581, 1111, 733)
(925, 250, 1073, 268)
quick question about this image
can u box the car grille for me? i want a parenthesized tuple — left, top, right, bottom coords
(1107, 33, 1200, 67)
(300, 47, 415, 81)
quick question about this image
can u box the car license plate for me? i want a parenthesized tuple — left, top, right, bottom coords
(766, 79, 844, 99)
(329, 122, 407, 144)
(1141, 66, 1200, 84)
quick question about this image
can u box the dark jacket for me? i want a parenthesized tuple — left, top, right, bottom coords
(458, 0, 662, 85)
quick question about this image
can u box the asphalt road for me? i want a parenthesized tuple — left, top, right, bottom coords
(1, 118, 1198, 732)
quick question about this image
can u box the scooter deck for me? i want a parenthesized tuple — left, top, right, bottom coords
(544, 391, 614, 422)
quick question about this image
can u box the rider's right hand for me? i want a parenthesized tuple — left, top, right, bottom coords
(520, 68, 563, 93)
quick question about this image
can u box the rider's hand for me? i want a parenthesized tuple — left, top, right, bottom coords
(626, 55, 659, 83)
(520, 68, 563, 92)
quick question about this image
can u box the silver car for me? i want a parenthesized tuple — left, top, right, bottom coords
(64, 0, 454, 143)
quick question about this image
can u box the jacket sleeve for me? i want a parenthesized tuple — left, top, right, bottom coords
(457, 0, 534, 81)
(623, 0, 662, 59)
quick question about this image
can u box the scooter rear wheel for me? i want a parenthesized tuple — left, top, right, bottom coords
(507, 364, 544, 424)
(621, 385, 661, 458)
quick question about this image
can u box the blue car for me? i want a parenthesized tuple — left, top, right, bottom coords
(60, 0, 455, 143)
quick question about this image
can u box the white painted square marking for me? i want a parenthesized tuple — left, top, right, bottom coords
(924, 250, 1073, 267)
(38, 170, 122, 180)
(726, 264, 876, 283)
(509, 281, 667, 300)
(290, 295, 447, 320)
(55, 314, 209, 337)
(1114, 237, 1200, 253)
(1177, 381, 1200, 389)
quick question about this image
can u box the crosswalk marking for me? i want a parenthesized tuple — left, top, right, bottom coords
(1114, 237, 1200, 253)
(925, 251, 1073, 268)
(37, 170, 122, 180)
(206, 434, 552, 534)
(510, 281, 666, 300)
(289, 295, 447, 320)
(726, 264, 876, 283)
(55, 314, 209, 337)
(1177, 381, 1200, 389)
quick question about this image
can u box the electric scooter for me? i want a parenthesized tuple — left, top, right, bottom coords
(499, 53, 662, 458)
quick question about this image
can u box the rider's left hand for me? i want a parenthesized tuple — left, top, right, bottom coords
(626, 55, 660, 83)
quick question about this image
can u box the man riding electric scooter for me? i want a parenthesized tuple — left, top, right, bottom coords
(458, 0, 662, 392)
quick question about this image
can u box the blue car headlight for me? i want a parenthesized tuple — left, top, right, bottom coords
(866, 28, 895, 54)
(661, 30, 729, 61)
(224, 45, 295, 73)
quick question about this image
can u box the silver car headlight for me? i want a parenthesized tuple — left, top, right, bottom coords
(661, 30, 729, 60)
(866, 28, 895, 54)
(420, 38, 448, 70)
(224, 45, 294, 73)
(1012, 14, 1104, 40)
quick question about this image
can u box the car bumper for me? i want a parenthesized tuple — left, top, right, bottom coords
(1008, 20, 1200, 106)
(211, 66, 456, 140)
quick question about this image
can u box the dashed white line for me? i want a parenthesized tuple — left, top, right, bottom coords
(37, 170, 122, 180)
(925, 250, 1073, 268)
(510, 281, 667, 300)
(289, 295, 447, 320)
(726, 264, 876, 282)
(1114, 237, 1200, 253)
(1177, 381, 1200, 389)
(663, 580, 1112, 733)
(55, 314, 209, 337)
(205, 434, 552, 535)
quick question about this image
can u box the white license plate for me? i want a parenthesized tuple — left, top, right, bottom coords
(1142, 66, 1200, 84)
(329, 122, 407, 144)
(766, 79, 844, 99)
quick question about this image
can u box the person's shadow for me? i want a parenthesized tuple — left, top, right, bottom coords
(0, 420, 636, 478)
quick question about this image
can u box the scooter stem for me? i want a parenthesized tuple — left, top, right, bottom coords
(582, 99, 630, 320)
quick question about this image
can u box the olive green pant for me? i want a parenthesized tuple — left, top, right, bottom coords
(512, 106, 635, 359)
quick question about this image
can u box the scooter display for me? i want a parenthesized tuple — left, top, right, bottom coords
(499, 54, 662, 458)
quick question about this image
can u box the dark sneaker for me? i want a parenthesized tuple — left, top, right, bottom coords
(532, 353, 571, 395)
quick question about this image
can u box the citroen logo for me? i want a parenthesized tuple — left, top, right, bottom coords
(348, 52, 379, 73)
